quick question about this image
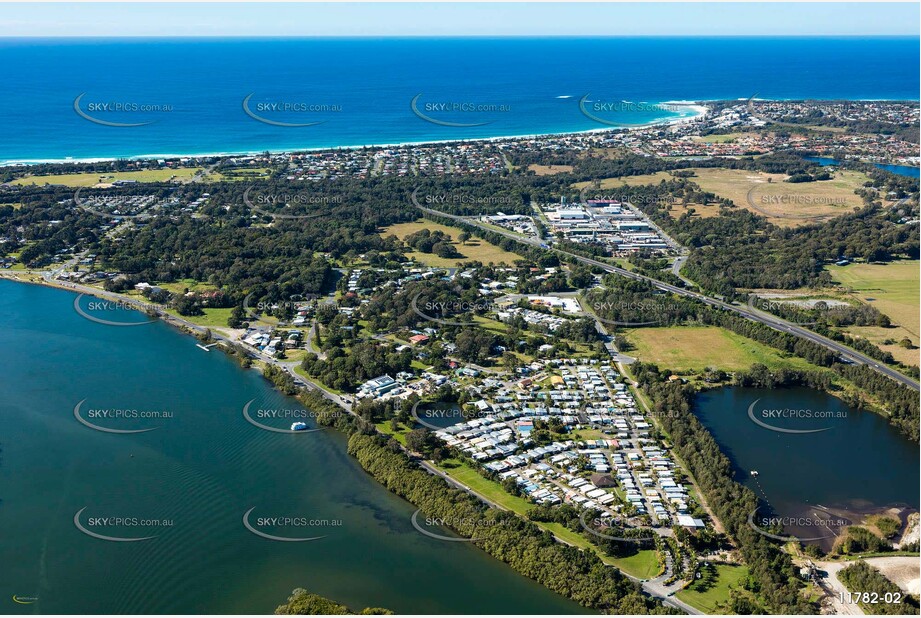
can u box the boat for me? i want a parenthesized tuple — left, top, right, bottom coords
(750, 470, 759, 477)
(291, 422, 308, 431)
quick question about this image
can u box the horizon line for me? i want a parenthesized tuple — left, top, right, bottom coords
(2, 33, 917, 38)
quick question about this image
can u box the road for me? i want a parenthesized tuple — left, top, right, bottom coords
(303, 323, 327, 359)
(428, 454, 700, 613)
(643, 553, 701, 615)
(18, 271, 709, 613)
(413, 199, 919, 392)
(814, 561, 865, 616)
(670, 254, 697, 288)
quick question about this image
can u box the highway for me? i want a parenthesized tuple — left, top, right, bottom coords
(411, 193, 919, 392)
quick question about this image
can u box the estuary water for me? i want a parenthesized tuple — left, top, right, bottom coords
(0, 279, 587, 615)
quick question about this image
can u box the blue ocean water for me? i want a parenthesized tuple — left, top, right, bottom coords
(0, 36, 918, 163)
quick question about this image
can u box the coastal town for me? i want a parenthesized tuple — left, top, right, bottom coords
(4, 4, 921, 616)
(1, 93, 918, 616)
(3, 99, 917, 191)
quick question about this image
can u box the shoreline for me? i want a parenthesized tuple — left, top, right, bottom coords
(4, 271, 917, 608)
(1, 104, 711, 167)
(4, 96, 918, 168)
(0, 271, 677, 611)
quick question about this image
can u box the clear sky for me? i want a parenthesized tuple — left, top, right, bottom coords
(1, 2, 918, 37)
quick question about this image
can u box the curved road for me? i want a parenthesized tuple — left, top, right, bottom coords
(411, 195, 919, 392)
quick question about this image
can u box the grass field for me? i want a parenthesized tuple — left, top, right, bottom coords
(11, 168, 203, 187)
(609, 550, 662, 580)
(473, 314, 511, 334)
(690, 133, 746, 144)
(156, 278, 220, 294)
(381, 220, 523, 267)
(374, 420, 409, 445)
(162, 307, 233, 329)
(690, 167, 868, 226)
(827, 260, 920, 366)
(573, 172, 673, 190)
(528, 164, 574, 176)
(573, 167, 870, 227)
(676, 563, 749, 614)
(624, 325, 816, 373)
(664, 201, 724, 219)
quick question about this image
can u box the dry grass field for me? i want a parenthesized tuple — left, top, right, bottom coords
(827, 261, 919, 367)
(528, 164, 574, 176)
(573, 167, 870, 227)
(11, 168, 203, 187)
(381, 220, 523, 267)
(691, 167, 868, 226)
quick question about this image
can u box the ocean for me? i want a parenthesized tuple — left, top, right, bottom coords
(0, 36, 918, 163)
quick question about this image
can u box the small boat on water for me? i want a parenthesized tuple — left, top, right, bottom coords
(750, 470, 759, 477)
(291, 422, 308, 431)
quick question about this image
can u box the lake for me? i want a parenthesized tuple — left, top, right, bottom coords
(694, 386, 919, 548)
(805, 156, 920, 178)
(0, 279, 587, 615)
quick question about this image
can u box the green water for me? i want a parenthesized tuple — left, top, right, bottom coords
(0, 280, 588, 615)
